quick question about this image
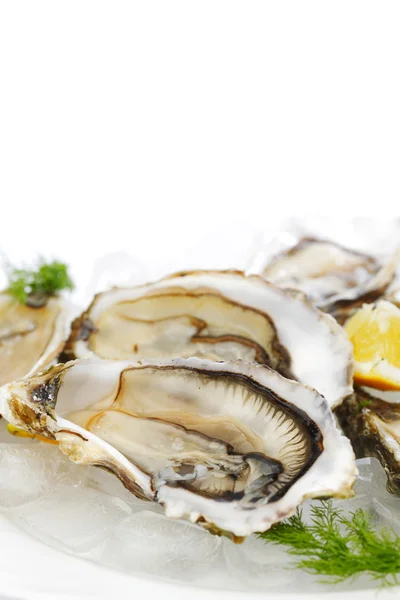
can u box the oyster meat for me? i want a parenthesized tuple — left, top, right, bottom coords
(336, 387, 400, 495)
(262, 237, 398, 319)
(63, 270, 353, 408)
(336, 299, 400, 495)
(0, 357, 356, 539)
(0, 293, 70, 386)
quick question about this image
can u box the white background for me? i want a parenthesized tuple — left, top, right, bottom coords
(0, 2, 399, 270)
(0, 3, 399, 599)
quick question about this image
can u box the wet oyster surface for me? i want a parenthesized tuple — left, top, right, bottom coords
(261, 237, 398, 318)
(64, 365, 322, 505)
(0, 294, 65, 386)
(336, 387, 400, 495)
(74, 289, 292, 375)
(63, 270, 354, 409)
(0, 358, 355, 538)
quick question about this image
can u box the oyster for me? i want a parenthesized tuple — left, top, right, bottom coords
(262, 237, 398, 319)
(0, 293, 70, 386)
(337, 300, 400, 495)
(0, 357, 356, 539)
(63, 270, 353, 408)
(336, 387, 400, 495)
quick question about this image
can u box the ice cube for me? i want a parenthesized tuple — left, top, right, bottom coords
(361, 456, 400, 533)
(224, 524, 380, 593)
(86, 466, 159, 513)
(223, 460, 390, 594)
(13, 486, 131, 554)
(0, 442, 84, 510)
(223, 533, 304, 590)
(326, 457, 377, 518)
(1, 441, 395, 592)
(100, 510, 221, 582)
(330, 457, 400, 534)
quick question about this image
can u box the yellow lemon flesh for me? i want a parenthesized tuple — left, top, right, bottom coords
(345, 300, 400, 391)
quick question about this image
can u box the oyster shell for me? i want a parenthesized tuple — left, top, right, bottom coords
(63, 270, 353, 409)
(0, 293, 70, 386)
(336, 387, 400, 495)
(262, 237, 399, 320)
(0, 357, 356, 539)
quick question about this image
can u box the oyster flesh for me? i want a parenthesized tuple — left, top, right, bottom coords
(0, 293, 70, 387)
(336, 387, 400, 495)
(262, 237, 398, 319)
(0, 357, 356, 539)
(63, 270, 353, 409)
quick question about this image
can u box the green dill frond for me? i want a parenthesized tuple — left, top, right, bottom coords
(6, 259, 74, 305)
(258, 500, 400, 585)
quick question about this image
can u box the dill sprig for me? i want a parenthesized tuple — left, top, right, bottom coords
(258, 500, 400, 585)
(7, 260, 74, 305)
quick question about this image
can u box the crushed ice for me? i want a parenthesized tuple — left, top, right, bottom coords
(1, 416, 399, 592)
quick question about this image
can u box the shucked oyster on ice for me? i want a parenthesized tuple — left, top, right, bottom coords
(336, 300, 400, 495)
(336, 387, 400, 495)
(261, 237, 399, 319)
(63, 270, 353, 409)
(0, 357, 356, 539)
(0, 293, 69, 387)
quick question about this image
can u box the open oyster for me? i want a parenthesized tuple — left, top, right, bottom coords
(336, 300, 400, 495)
(336, 387, 400, 495)
(0, 293, 70, 386)
(262, 237, 398, 319)
(63, 270, 353, 409)
(0, 357, 356, 539)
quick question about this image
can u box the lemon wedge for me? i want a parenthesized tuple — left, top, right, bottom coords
(345, 300, 400, 390)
